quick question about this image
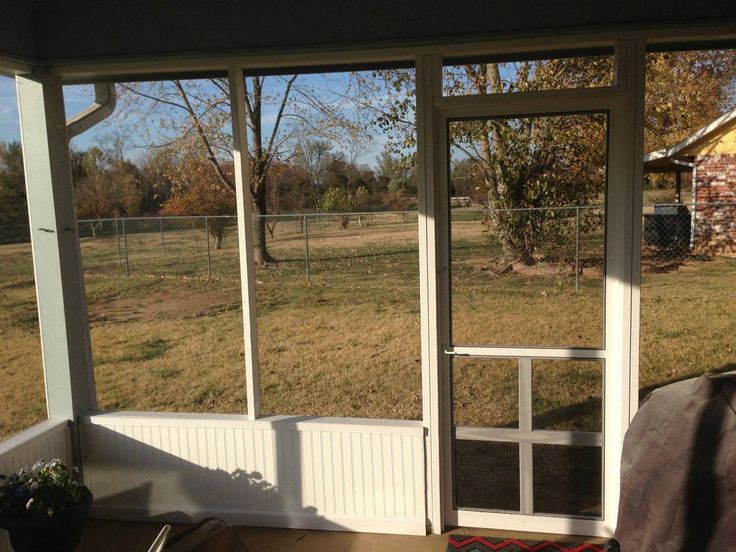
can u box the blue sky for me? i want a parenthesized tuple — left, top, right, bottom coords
(0, 72, 410, 169)
(1, 76, 110, 153)
(0, 76, 22, 143)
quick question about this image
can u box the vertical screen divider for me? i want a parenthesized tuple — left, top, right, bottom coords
(518, 358, 534, 515)
(228, 66, 261, 419)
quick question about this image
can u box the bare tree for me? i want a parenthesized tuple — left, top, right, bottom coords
(293, 138, 338, 209)
(118, 77, 297, 263)
(117, 73, 366, 265)
(243, 76, 298, 263)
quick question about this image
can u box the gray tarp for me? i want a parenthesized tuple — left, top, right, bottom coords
(614, 373, 736, 551)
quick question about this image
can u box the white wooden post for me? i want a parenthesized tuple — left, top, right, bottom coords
(601, 39, 646, 532)
(228, 66, 261, 419)
(416, 53, 447, 534)
(621, 40, 646, 425)
(15, 72, 96, 459)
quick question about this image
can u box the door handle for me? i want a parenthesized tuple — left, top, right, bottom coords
(443, 349, 469, 356)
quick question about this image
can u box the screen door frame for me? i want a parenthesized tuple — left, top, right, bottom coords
(428, 44, 644, 536)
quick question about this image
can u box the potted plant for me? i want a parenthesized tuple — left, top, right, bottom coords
(0, 459, 93, 552)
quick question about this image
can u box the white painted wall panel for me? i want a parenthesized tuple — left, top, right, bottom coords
(80, 413, 426, 535)
(0, 419, 71, 476)
(0, 418, 73, 552)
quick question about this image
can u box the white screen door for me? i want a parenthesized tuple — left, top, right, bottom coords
(435, 85, 633, 535)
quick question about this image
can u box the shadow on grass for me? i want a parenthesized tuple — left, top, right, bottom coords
(266, 243, 485, 266)
(640, 247, 705, 274)
(529, 363, 736, 433)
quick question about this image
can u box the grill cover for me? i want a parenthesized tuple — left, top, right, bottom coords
(614, 373, 736, 551)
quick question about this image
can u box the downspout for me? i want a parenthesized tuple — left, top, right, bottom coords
(66, 83, 116, 139)
(670, 157, 697, 249)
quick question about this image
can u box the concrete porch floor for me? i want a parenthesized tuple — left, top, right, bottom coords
(76, 520, 611, 551)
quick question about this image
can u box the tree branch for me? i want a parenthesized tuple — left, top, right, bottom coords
(172, 80, 235, 194)
(119, 83, 190, 112)
(265, 75, 298, 161)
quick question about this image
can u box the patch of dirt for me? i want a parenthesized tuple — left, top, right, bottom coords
(456, 259, 511, 275)
(267, 222, 419, 251)
(0, 279, 36, 290)
(640, 257, 701, 274)
(88, 287, 240, 324)
(512, 262, 573, 277)
(457, 258, 576, 277)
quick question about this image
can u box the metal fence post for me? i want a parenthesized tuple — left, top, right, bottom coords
(575, 206, 580, 292)
(304, 214, 311, 286)
(122, 218, 130, 277)
(690, 199, 697, 250)
(115, 218, 121, 266)
(205, 216, 212, 279)
(192, 219, 200, 252)
(159, 217, 166, 256)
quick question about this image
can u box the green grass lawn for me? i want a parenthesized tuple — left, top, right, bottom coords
(0, 214, 734, 441)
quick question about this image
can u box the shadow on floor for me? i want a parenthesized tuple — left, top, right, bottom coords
(77, 520, 610, 552)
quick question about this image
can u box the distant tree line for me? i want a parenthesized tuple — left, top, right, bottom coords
(0, 139, 416, 247)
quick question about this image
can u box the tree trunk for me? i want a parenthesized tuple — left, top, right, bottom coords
(266, 220, 276, 238)
(479, 63, 537, 266)
(511, 242, 536, 266)
(254, 182, 276, 265)
(207, 223, 224, 250)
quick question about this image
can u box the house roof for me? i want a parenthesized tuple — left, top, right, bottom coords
(643, 105, 736, 173)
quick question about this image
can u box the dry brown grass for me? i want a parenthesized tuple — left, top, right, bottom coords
(0, 217, 734, 442)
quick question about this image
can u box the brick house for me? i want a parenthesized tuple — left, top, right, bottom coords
(644, 107, 736, 254)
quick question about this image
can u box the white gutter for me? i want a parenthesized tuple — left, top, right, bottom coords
(670, 157, 697, 249)
(66, 82, 116, 139)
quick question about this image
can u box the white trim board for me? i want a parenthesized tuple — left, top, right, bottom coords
(82, 411, 424, 435)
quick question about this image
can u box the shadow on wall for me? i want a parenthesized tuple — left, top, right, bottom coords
(82, 423, 332, 530)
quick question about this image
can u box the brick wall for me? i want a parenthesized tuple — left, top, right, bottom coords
(694, 153, 736, 255)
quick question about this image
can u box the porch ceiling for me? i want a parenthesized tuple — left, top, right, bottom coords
(2, 0, 736, 71)
(0, 1, 34, 63)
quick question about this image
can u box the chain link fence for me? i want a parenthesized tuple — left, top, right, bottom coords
(1, 201, 733, 283)
(642, 201, 736, 268)
(74, 215, 240, 279)
(0, 224, 31, 245)
(452, 205, 605, 292)
(257, 211, 420, 284)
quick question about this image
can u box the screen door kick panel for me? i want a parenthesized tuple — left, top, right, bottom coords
(451, 357, 603, 517)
